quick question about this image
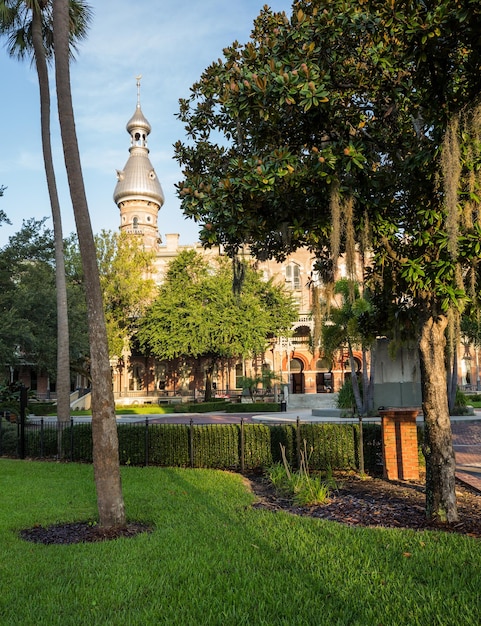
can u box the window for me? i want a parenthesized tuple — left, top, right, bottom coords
(285, 262, 301, 290)
(129, 363, 144, 391)
(235, 363, 243, 389)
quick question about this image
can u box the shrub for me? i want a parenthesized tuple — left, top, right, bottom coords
(4, 419, 383, 475)
(225, 402, 280, 413)
(148, 424, 190, 466)
(266, 442, 337, 506)
(300, 423, 358, 470)
(243, 424, 273, 469)
(28, 402, 56, 416)
(191, 424, 239, 469)
(336, 378, 361, 412)
(174, 401, 229, 413)
(0, 419, 17, 455)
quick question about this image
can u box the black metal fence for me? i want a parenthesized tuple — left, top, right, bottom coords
(0, 416, 383, 473)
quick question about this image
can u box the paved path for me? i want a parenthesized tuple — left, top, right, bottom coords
(452, 417, 481, 492)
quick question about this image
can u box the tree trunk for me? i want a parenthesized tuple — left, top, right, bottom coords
(347, 340, 363, 414)
(365, 342, 375, 414)
(418, 312, 458, 522)
(447, 348, 458, 413)
(53, 0, 125, 527)
(31, 9, 71, 436)
(205, 365, 213, 401)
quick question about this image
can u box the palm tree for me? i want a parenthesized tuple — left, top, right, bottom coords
(322, 279, 375, 416)
(53, 0, 126, 528)
(0, 0, 91, 430)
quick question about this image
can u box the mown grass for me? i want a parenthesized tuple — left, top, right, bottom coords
(67, 405, 176, 416)
(1, 459, 480, 625)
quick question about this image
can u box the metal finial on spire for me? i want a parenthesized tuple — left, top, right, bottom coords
(136, 74, 142, 108)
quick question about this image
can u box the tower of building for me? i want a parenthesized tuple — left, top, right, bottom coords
(113, 76, 164, 249)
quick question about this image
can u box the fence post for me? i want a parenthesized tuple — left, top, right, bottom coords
(240, 418, 245, 474)
(296, 416, 301, 469)
(19, 384, 28, 459)
(0, 416, 3, 455)
(189, 419, 194, 468)
(145, 417, 149, 467)
(70, 418, 74, 462)
(40, 418, 44, 459)
(358, 415, 365, 474)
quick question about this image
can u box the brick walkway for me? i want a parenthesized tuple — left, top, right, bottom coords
(452, 418, 481, 492)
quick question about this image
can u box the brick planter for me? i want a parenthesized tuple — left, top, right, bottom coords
(379, 408, 420, 481)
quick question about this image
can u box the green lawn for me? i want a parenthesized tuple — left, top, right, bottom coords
(1, 459, 480, 625)
(68, 405, 176, 416)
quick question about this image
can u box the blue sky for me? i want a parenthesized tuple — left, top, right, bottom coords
(0, 0, 293, 247)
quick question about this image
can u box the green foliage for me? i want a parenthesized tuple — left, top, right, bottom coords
(4, 419, 387, 474)
(336, 378, 358, 411)
(266, 442, 337, 506)
(360, 423, 383, 472)
(243, 423, 273, 469)
(95, 230, 157, 357)
(455, 388, 468, 408)
(270, 423, 296, 464)
(191, 424, 239, 469)
(148, 424, 190, 467)
(224, 402, 280, 413)
(0, 224, 89, 382)
(175, 1, 481, 313)
(137, 250, 297, 364)
(173, 401, 229, 413)
(238, 369, 279, 400)
(300, 423, 358, 470)
(0, 420, 17, 455)
(65, 423, 93, 462)
(28, 402, 56, 416)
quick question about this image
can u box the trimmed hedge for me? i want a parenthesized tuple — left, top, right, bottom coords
(173, 401, 281, 413)
(191, 424, 239, 469)
(2, 417, 388, 475)
(225, 402, 280, 413)
(173, 401, 229, 413)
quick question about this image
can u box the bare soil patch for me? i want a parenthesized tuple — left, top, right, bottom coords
(247, 472, 481, 538)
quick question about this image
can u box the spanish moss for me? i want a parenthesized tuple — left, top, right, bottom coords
(441, 115, 461, 257)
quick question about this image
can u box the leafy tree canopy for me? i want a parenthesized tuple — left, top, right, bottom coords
(175, 0, 481, 313)
(174, 0, 481, 522)
(137, 249, 297, 363)
(95, 230, 157, 357)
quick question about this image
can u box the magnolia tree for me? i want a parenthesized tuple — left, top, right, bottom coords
(175, 0, 481, 522)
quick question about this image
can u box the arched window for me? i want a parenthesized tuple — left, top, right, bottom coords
(235, 363, 243, 389)
(132, 216, 139, 228)
(285, 262, 301, 289)
(129, 363, 145, 391)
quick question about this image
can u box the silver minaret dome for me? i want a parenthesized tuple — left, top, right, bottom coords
(113, 76, 164, 207)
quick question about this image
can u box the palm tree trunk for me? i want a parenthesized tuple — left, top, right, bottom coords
(53, 0, 125, 528)
(418, 311, 458, 522)
(347, 340, 363, 414)
(31, 8, 71, 437)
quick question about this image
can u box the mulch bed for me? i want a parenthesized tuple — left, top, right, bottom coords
(19, 521, 152, 545)
(247, 472, 481, 538)
(18, 473, 481, 544)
